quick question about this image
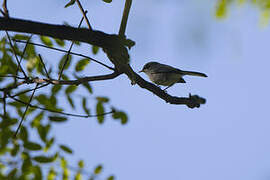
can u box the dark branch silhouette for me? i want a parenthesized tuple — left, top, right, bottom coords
(8, 95, 115, 119)
(0, 17, 206, 108)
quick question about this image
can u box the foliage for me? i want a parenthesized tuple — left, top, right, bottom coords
(0, 22, 127, 180)
(215, 0, 270, 25)
(3, 0, 265, 179)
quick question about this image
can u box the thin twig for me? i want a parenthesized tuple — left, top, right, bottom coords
(14, 39, 115, 71)
(14, 35, 33, 83)
(0, 10, 4, 16)
(75, 0, 92, 30)
(1, 17, 206, 108)
(58, 14, 85, 80)
(2, 0, 9, 17)
(119, 0, 132, 38)
(37, 72, 120, 85)
(5, 31, 28, 78)
(9, 72, 119, 98)
(14, 83, 39, 138)
(38, 54, 50, 78)
(3, 92, 7, 118)
(0, 80, 26, 92)
(8, 95, 114, 118)
(9, 83, 49, 98)
(0, 75, 25, 79)
(3, 72, 119, 98)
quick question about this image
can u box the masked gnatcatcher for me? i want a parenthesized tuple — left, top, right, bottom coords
(139, 61, 207, 90)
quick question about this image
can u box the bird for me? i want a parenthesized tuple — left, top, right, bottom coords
(139, 61, 207, 90)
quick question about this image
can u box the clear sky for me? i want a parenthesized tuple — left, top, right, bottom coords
(6, 0, 270, 180)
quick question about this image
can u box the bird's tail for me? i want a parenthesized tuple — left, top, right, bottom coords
(181, 70, 207, 77)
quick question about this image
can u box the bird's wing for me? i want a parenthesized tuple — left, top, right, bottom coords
(151, 64, 183, 74)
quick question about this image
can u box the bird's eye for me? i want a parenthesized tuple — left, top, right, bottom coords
(144, 64, 150, 69)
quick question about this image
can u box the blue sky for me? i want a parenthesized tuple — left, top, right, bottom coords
(6, 0, 270, 179)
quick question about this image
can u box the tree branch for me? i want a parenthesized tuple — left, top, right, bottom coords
(0, 17, 206, 108)
(119, 0, 132, 38)
(0, 72, 121, 98)
(38, 71, 121, 85)
(1, 0, 9, 17)
(9, 83, 50, 98)
(14, 34, 32, 83)
(0, 17, 123, 50)
(58, 15, 85, 80)
(14, 39, 115, 71)
(8, 95, 115, 118)
(14, 83, 39, 138)
(5, 31, 28, 78)
(2, 72, 121, 89)
(75, 0, 92, 30)
(116, 64, 206, 108)
(38, 54, 50, 78)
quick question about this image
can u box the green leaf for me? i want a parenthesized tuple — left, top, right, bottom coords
(78, 160, 84, 168)
(38, 124, 51, 142)
(11, 144, 20, 156)
(75, 172, 82, 180)
(63, 168, 69, 180)
(82, 82, 92, 94)
(58, 54, 72, 70)
(13, 34, 30, 40)
(107, 176, 115, 180)
(7, 168, 17, 179)
(18, 93, 29, 103)
(21, 152, 32, 173)
(8, 101, 24, 108)
(59, 145, 73, 154)
(82, 98, 90, 115)
(52, 85, 62, 95)
(92, 46, 99, 54)
(31, 112, 44, 128)
(33, 166, 42, 180)
(102, 0, 112, 3)
(45, 137, 55, 152)
(35, 94, 48, 106)
(74, 40, 81, 45)
(62, 73, 69, 80)
(47, 168, 56, 180)
(96, 97, 109, 103)
(216, 0, 227, 18)
(24, 141, 42, 151)
(26, 56, 39, 72)
(94, 165, 103, 174)
(0, 116, 17, 128)
(40, 36, 53, 47)
(65, 0, 76, 8)
(65, 85, 77, 94)
(20, 126, 28, 142)
(49, 116, 67, 122)
(54, 38, 65, 47)
(96, 102, 104, 124)
(67, 95, 75, 109)
(50, 95, 57, 107)
(112, 111, 128, 125)
(60, 157, 67, 168)
(33, 155, 55, 163)
(36, 58, 43, 74)
(75, 58, 90, 72)
(26, 44, 36, 59)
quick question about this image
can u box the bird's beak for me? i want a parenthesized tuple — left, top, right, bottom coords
(139, 69, 144, 73)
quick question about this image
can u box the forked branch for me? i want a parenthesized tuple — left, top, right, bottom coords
(0, 17, 206, 108)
